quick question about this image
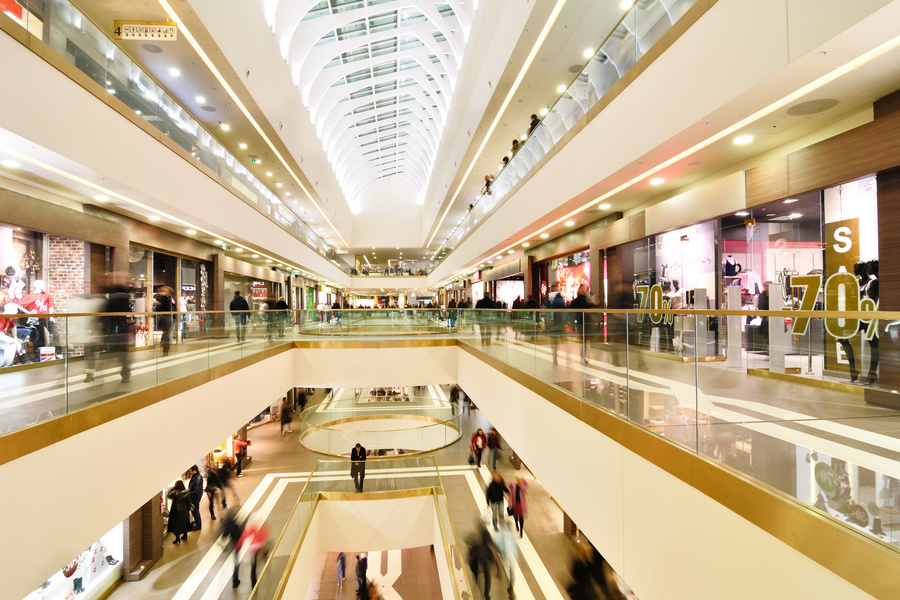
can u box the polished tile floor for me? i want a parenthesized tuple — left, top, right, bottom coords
(103, 387, 617, 600)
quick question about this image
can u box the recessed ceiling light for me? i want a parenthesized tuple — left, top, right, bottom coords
(522, 242, 530, 248)
(650, 178, 665, 185)
(540, 233, 549, 239)
(1, 160, 20, 168)
(148, 215, 161, 221)
(507, 249, 514, 254)
(620, 0, 633, 9)
(735, 211, 750, 216)
(220, 123, 230, 131)
(565, 220, 575, 226)
(487, 260, 493, 264)
(276, 263, 282, 267)
(783, 198, 798, 204)
(539, 107, 549, 116)
(168, 67, 181, 77)
(214, 240, 224, 246)
(734, 135, 754, 145)
(556, 84, 566, 93)
(584, 48, 594, 58)
(789, 213, 802, 219)
(252, 254, 260, 258)
(94, 194, 109, 202)
(265, 259, 272, 263)
(599, 203, 611, 210)
(235, 248, 243, 252)
(239, 143, 248, 150)
(276, 182, 283, 187)
(186, 229, 196, 234)
(265, 172, 273, 177)
(195, 96, 206, 104)
(766, 213, 776, 217)
(520, 134, 527, 140)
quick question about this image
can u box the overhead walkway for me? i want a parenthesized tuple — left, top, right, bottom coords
(4, 308, 900, 599)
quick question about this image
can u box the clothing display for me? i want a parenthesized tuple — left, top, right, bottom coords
(739, 271, 763, 296)
(723, 255, 742, 277)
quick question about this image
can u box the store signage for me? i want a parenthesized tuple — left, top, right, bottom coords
(635, 284, 673, 325)
(0, 0, 22, 19)
(814, 462, 839, 492)
(784, 273, 877, 338)
(113, 20, 178, 41)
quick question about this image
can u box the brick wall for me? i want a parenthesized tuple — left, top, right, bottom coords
(48, 235, 86, 355)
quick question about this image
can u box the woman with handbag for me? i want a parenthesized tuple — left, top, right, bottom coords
(508, 476, 528, 538)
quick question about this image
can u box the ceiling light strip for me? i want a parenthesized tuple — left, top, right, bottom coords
(442, 32, 900, 283)
(425, 0, 569, 247)
(0, 145, 321, 279)
(157, 0, 349, 249)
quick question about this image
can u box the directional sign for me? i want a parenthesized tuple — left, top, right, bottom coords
(113, 20, 177, 41)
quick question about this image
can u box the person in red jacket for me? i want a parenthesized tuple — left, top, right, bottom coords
(470, 429, 487, 468)
(232, 437, 249, 478)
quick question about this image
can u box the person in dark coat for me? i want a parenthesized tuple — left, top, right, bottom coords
(273, 296, 289, 337)
(230, 291, 250, 342)
(355, 553, 368, 598)
(465, 523, 498, 599)
(167, 480, 191, 545)
(188, 466, 204, 531)
(475, 293, 495, 346)
(351, 443, 367, 492)
(104, 279, 133, 382)
(487, 428, 502, 470)
(205, 466, 225, 520)
(220, 505, 245, 588)
(153, 285, 175, 356)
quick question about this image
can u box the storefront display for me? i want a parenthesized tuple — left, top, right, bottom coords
(25, 523, 122, 600)
(494, 279, 524, 308)
(533, 249, 590, 305)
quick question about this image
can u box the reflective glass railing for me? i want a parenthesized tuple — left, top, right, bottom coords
(249, 456, 471, 599)
(427, 0, 698, 270)
(298, 395, 462, 455)
(3, 0, 352, 274)
(5, 307, 900, 555)
(456, 307, 900, 553)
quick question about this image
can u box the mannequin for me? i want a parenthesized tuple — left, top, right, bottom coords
(723, 254, 742, 277)
(18, 280, 62, 358)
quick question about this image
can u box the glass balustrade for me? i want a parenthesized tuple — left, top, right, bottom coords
(426, 0, 699, 272)
(4, 306, 900, 554)
(3, 0, 351, 274)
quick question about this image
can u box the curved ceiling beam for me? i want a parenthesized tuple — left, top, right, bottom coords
(307, 46, 451, 122)
(318, 86, 441, 142)
(315, 66, 447, 127)
(297, 23, 457, 103)
(329, 115, 437, 170)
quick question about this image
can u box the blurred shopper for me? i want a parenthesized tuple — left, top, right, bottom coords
(188, 465, 204, 531)
(274, 296, 289, 337)
(475, 292, 495, 346)
(281, 397, 293, 435)
(351, 443, 367, 492)
(337, 552, 347, 591)
(529, 113, 540, 133)
(471, 428, 487, 468)
(486, 471, 510, 531)
(205, 465, 225, 521)
(508, 476, 528, 538)
(230, 291, 249, 342)
(104, 275, 133, 382)
(166, 480, 191, 545)
(487, 427, 502, 470)
(219, 460, 236, 505)
(495, 519, 520, 594)
(153, 285, 175, 356)
(465, 522, 498, 599)
(70, 293, 106, 383)
(237, 522, 270, 588)
(221, 505, 245, 588)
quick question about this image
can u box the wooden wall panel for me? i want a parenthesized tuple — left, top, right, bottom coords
(789, 110, 900, 194)
(746, 155, 789, 207)
(874, 89, 900, 120)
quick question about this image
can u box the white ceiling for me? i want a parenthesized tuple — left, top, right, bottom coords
(262, 0, 476, 215)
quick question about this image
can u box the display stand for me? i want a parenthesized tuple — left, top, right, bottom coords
(726, 287, 742, 368)
(768, 283, 786, 373)
(695, 288, 708, 357)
